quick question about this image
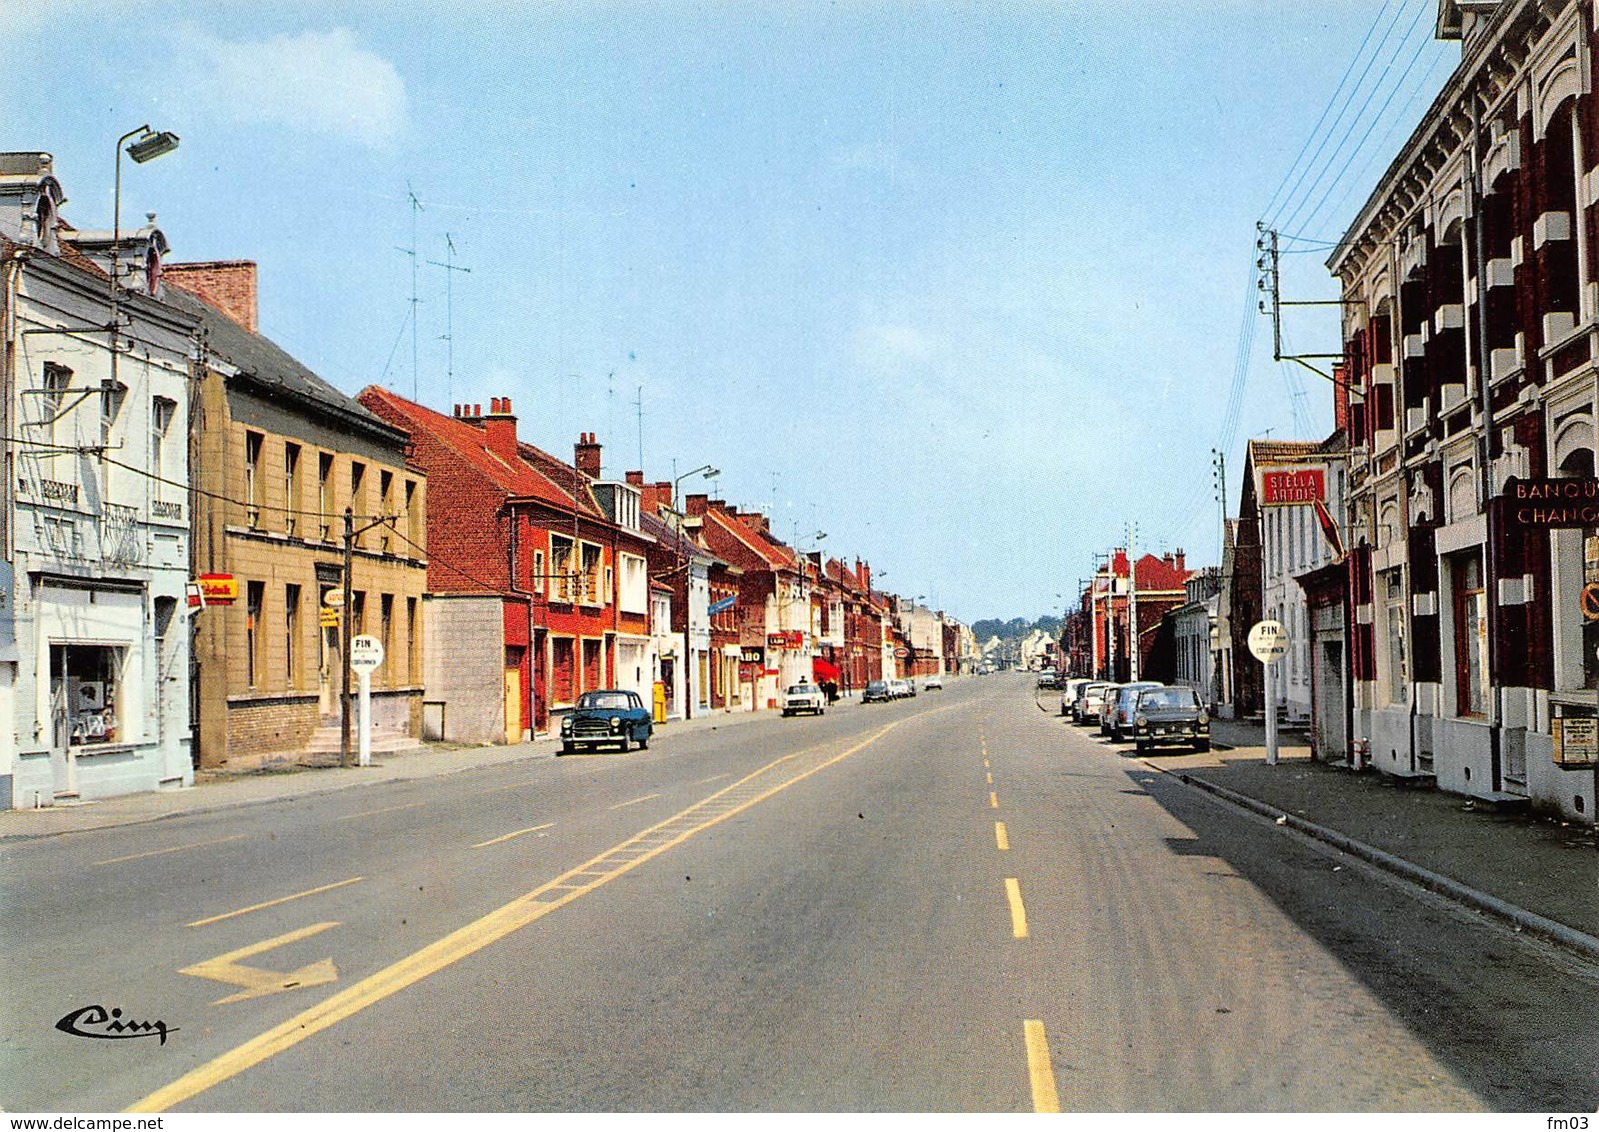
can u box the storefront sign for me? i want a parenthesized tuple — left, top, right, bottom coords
(767, 631, 803, 650)
(1260, 466, 1326, 506)
(1502, 477, 1599, 528)
(1553, 716, 1599, 769)
(740, 646, 765, 665)
(188, 574, 238, 607)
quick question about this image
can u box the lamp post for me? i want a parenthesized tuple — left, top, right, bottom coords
(112, 125, 179, 294)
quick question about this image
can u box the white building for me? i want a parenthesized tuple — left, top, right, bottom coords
(0, 152, 201, 806)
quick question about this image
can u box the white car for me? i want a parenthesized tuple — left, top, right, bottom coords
(781, 683, 826, 716)
(923, 675, 943, 690)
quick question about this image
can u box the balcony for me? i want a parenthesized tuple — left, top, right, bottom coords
(1440, 382, 1468, 412)
(1404, 332, 1427, 359)
(1405, 398, 1431, 436)
(1484, 258, 1515, 289)
(1543, 311, 1577, 345)
(1490, 345, 1521, 382)
(1434, 304, 1465, 333)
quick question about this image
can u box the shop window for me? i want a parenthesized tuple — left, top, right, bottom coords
(1452, 553, 1488, 717)
(52, 643, 125, 747)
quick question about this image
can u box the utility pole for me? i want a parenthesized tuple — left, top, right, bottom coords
(1212, 448, 1228, 558)
(340, 508, 354, 766)
(1127, 523, 1139, 683)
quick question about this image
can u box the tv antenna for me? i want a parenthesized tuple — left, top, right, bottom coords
(427, 233, 471, 406)
(394, 183, 426, 399)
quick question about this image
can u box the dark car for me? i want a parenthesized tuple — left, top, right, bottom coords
(1106, 681, 1163, 741)
(1131, 685, 1210, 753)
(862, 680, 892, 703)
(560, 689, 653, 754)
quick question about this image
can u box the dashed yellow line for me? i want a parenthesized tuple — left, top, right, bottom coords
(990, 791, 998, 809)
(986, 771, 993, 785)
(1005, 877, 1029, 939)
(1024, 1019, 1061, 1112)
(995, 822, 1009, 852)
(186, 877, 364, 928)
(342, 800, 428, 819)
(470, 823, 555, 849)
(93, 834, 247, 867)
(610, 793, 661, 810)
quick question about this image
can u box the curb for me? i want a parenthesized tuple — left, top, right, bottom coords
(1143, 759, 1599, 964)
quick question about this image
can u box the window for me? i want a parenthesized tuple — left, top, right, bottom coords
(284, 443, 301, 537)
(245, 431, 264, 528)
(533, 550, 546, 597)
(246, 580, 265, 688)
(380, 593, 394, 683)
(319, 453, 335, 540)
(406, 597, 419, 683)
(285, 584, 301, 687)
(404, 479, 419, 553)
(42, 362, 71, 442)
(379, 471, 394, 553)
(1384, 570, 1407, 704)
(1452, 553, 1487, 717)
(350, 463, 366, 546)
(581, 544, 602, 603)
(551, 537, 574, 602)
(151, 397, 176, 491)
(51, 643, 125, 747)
(352, 590, 366, 637)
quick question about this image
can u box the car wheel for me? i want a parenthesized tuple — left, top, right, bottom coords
(559, 743, 573, 755)
(1195, 739, 1210, 753)
(1135, 740, 1148, 753)
(638, 735, 649, 750)
(1111, 726, 1122, 742)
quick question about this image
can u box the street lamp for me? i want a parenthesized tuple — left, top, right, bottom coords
(667, 463, 717, 721)
(112, 125, 179, 293)
(673, 463, 719, 503)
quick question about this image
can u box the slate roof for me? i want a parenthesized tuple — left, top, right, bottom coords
(165, 284, 405, 445)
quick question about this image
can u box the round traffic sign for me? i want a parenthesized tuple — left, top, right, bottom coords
(1582, 583, 1599, 622)
(1247, 619, 1289, 663)
(349, 634, 385, 672)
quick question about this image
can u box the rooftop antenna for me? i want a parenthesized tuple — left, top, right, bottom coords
(633, 384, 644, 472)
(395, 183, 426, 400)
(427, 233, 471, 407)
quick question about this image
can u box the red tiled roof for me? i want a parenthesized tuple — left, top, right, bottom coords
(358, 387, 589, 513)
(1133, 553, 1192, 593)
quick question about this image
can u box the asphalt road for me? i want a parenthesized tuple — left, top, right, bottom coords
(4, 674, 1595, 1112)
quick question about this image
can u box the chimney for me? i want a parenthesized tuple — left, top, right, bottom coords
(744, 511, 768, 533)
(625, 470, 643, 486)
(1175, 549, 1186, 573)
(685, 493, 709, 517)
(483, 396, 518, 460)
(164, 260, 259, 334)
(1162, 552, 1173, 567)
(1332, 361, 1350, 433)
(574, 432, 602, 479)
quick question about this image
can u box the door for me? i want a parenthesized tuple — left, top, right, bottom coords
(504, 665, 522, 745)
(1314, 638, 1346, 762)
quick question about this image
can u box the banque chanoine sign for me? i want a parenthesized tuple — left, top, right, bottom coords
(1502, 477, 1599, 529)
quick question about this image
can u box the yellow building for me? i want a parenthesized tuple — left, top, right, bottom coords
(168, 263, 427, 769)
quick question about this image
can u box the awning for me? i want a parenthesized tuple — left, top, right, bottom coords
(811, 658, 841, 680)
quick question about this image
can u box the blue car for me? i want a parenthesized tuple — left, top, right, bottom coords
(560, 689, 653, 754)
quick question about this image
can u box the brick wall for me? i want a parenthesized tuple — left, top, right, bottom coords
(165, 261, 258, 333)
(225, 695, 320, 757)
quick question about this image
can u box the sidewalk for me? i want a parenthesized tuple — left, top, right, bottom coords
(0, 701, 775, 841)
(1141, 718, 1599, 957)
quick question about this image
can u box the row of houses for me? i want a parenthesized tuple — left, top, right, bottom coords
(1064, 0, 1599, 829)
(0, 149, 976, 808)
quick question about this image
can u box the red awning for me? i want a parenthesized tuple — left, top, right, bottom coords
(812, 658, 841, 680)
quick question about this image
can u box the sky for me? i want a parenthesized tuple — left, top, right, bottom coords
(0, 1, 1461, 624)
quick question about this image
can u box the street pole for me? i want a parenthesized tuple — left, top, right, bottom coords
(1128, 524, 1139, 682)
(340, 507, 354, 767)
(1265, 658, 1279, 766)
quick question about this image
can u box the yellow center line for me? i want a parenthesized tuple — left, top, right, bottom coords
(342, 800, 428, 819)
(609, 793, 661, 810)
(986, 772, 993, 785)
(990, 791, 998, 809)
(983, 759, 990, 769)
(186, 877, 364, 928)
(1005, 877, 1029, 939)
(695, 773, 733, 784)
(1024, 1020, 1061, 1112)
(995, 822, 1009, 852)
(93, 834, 247, 867)
(129, 718, 914, 1113)
(469, 823, 555, 849)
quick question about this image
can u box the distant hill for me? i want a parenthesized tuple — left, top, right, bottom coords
(971, 615, 1061, 642)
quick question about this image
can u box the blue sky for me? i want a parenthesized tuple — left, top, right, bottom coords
(0, 2, 1459, 622)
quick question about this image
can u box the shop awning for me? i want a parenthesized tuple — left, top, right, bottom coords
(812, 657, 841, 680)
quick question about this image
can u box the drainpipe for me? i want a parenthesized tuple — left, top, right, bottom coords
(1470, 97, 1504, 791)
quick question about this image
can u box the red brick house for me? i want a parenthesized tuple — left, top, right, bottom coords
(358, 391, 653, 741)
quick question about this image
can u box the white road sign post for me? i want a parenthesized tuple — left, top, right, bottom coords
(1248, 620, 1289, 766)
(348, 635, 385, 767)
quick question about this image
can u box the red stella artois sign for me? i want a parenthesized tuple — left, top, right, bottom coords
(1259, 467, 1326, 506)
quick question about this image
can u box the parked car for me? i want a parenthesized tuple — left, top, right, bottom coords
(560, 689, 652, 754)
(862, 680, 892, 703)
(1130, 685, 1210, 753)
(781, 683, 826, 716)
(1036, 669, 1059, 689)
(923, 675, 943, 690)
(1075, 682, 1112, 725)
(1106, 681, 1164, 741)
(1059, 677, 1088, 716)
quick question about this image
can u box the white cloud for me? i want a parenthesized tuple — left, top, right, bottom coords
(179, 26, 408, 148)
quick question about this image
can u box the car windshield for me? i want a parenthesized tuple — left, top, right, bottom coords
(578, 692, 634, 710)
(1139, 688, 1199, 710)
(866, 682, 886, 690)
(787, 685, 817, 694)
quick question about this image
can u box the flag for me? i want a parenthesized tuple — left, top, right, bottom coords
(1314, 498, 1345, 559)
